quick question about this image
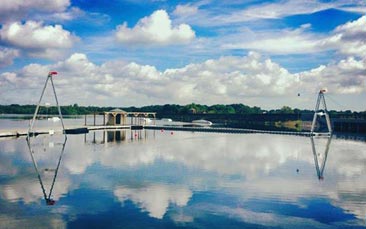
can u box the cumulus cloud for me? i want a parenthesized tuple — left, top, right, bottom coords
(0, 0, 70, 23)
(0, 52, 300, 106)
(0, 21, 79, 59)
(0, 47, 19, 67)
(298, 56, 366, 94)
(322, 15, 366, 57)
(115, 10, 195, 45)
(1, 50, 365, 108)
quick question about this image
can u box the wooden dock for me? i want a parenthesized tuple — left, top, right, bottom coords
(1, 124, 331, 139)
(0, 125, 137, 139)
(145, 125, 329, 137)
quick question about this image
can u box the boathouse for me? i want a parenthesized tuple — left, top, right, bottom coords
(103, 109, 157, 126)
(104, 109, 128, 125)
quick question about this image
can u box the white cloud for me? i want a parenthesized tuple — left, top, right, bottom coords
(0, 0, 70, 23)
(34, 7, 111, 25)
(0, 21, 79, 59)
(2, 176, 71, 204)
(180, 0, 366, 27)
(336, 5, 366, 14)
(0, 50, 365, 109)
(38, 7, 85, 22)
(173, 4, 198, 17)
(298, 56, 366, 94)
(220, 0, 333, 23)
(114, 184, 192, 219)
(223, 15, 366, 58)
(223, 26, 322, 54)
(322, 15, 366, 57)
(0, 47, 19, 67)
(115, 10, 195, 45)
(335, 15, 366, 35)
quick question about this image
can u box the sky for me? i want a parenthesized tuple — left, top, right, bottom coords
(0, 0, 365, 111)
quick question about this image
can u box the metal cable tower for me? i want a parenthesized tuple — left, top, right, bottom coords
(27, 71, 66, 139)
(311, 89, 332, 135)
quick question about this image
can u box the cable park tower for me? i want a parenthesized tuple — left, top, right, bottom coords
(311, 89, 332, 136)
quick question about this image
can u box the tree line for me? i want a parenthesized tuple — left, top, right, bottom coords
(0, 103, 365, 117)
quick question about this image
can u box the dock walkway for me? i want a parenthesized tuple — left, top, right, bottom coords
(1, 124, 330, 139)
(145, 125, 328, 137)
(0, 125, 134, 139)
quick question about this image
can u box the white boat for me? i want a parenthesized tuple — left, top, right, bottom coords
(191, 119, 212, 126)
(138, 118, 152, 124)
(47, 117, 60, 122)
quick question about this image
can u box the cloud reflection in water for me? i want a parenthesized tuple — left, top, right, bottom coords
(0, 130, 365, 227)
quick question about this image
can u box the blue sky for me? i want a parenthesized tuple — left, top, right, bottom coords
(0, 0, 365, 110)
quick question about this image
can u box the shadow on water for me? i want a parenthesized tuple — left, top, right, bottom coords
(26, 135, 67, 206)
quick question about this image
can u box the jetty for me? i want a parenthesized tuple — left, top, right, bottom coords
(1, 123, 332, 139)
(145, 125, 326, 137)
(0, 124, 140, 139)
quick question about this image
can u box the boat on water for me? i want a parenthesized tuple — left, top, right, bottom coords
(191, 119, 212, 126)
(47, 117, 60, 122)
(138, 117, 152, 124)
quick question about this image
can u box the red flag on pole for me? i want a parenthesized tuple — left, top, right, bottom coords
(49, 71, 58, 76)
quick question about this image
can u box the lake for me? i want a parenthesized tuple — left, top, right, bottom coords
(0, 118, 365, 228)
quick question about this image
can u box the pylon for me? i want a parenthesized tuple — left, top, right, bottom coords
(27, 71, 66, 138)
(311, 89, 332, 135)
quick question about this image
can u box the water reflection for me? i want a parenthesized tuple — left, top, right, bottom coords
(26, 135, 67, 206)
(84, 130, 155, 144)
(114, 184, 192, 219)
(0, 130, 365, 228)
(311, 135, 332, 180)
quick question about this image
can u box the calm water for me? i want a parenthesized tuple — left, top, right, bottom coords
(0, 119, 366, 228)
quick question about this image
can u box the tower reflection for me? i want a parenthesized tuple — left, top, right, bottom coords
(26, 136, 67, 206)
(310, 135, 332, 180)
